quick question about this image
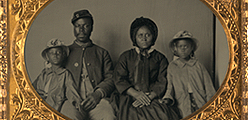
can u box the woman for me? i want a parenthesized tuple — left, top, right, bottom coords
(114, 17, 179, 120)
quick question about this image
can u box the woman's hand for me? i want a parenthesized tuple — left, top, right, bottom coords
(147, 91, 157, 101)
(133, 91, 151, 106)
(132, 100, 143, 107)
(126, 88, 151, 107)
(132, 92, 157, 108)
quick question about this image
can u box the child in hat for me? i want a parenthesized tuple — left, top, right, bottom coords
(161, 31, 216, 118)
(32, 38, 85, 119)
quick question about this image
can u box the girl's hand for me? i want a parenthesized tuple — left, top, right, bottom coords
(159, 98, 173, 105)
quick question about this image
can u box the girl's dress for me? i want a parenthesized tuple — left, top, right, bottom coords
(163, 57, 216, 118)
(114, 48, 179, 120)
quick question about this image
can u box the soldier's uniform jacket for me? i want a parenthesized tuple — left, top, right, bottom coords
(65, 40, 115, 97)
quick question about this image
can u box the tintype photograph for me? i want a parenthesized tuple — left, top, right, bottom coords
(23, 0, 229, 119)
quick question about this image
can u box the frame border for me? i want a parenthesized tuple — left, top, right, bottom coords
(0, 0, 7, 119)
(1, 0, 244, 119)
(241, 0, 248, 119)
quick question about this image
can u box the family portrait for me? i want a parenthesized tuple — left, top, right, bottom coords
(24, 0, 228, 119)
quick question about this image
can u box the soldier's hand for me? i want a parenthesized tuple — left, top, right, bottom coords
(81, 91, 102, 111)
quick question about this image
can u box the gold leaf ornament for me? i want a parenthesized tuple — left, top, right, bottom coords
(11, 0, 23, 21)
(7, 0, 243, 119)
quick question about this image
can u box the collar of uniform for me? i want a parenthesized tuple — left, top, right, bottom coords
(134, 47, 154, 55)
(46, 67, 66, 75)
(174, 57, 198, 68)
(73, 40, 93, 48)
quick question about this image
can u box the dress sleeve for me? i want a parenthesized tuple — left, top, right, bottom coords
(32, 70, 47, 100)
(150, 57, 169, 98)
(32, 69, 45, 90)
(162, 71, 175, 105)
(201, 64, 216, 101)
(94, 50, 115, 97)
(114, 53, 133, 94)
(32, 75, 40, 90)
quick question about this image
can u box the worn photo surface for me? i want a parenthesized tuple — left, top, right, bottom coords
(24, 0, 228, 118)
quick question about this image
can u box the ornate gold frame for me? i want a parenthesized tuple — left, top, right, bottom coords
(0, 0, 245, 119)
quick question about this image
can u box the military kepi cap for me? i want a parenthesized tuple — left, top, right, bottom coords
(71, 9, 93, 24)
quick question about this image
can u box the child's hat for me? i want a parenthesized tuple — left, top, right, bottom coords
(41, 38, 69, 60)
(169, 30, 198, 54)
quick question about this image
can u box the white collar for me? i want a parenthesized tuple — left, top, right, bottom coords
(134, 47, 154, 54)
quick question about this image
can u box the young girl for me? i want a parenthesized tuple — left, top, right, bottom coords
(162, 31, 216, 118)
(32, 38, 85, 119)
(114, 17, 179, 120)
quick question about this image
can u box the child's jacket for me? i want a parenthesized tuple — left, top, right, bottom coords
(32, 67, 82, 112)
(163, 58, 216, 118)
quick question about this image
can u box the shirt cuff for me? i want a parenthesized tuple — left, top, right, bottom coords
(96, 88, 106, 98)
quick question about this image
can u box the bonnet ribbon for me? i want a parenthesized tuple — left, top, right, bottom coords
(133, 48, 153, 92)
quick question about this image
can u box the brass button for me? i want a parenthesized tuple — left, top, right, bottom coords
(87, 63, 91, 66)
(91, 80, 95, 82)
(74, 62, 79, 67)
(82, 48, 85, 50)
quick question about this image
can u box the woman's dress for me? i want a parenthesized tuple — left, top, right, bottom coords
(114, 48, 179, 120)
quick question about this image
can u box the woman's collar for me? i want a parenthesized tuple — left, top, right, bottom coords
(135, 47, 154, 54)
